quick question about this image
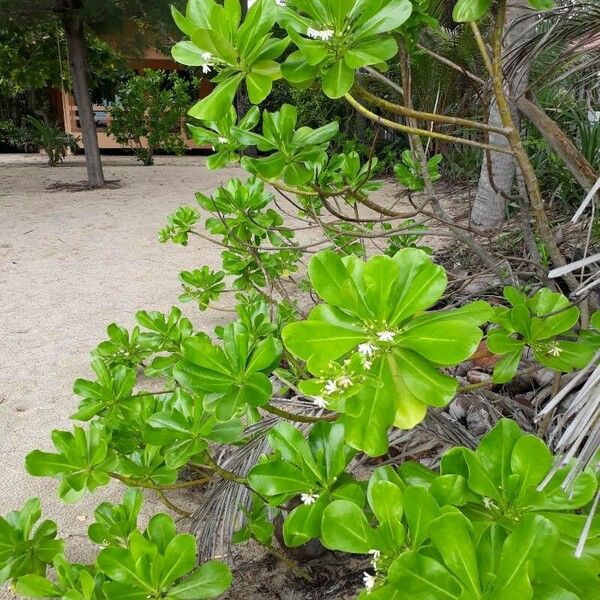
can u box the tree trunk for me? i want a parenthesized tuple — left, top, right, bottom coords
(61, 0, 105, 187)
(471, 1, 534, 229)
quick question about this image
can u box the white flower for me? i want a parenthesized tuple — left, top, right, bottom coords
(338, 375, 353, 389)
(369, 549, 381, 568)
(358, 342, 377, 357)
(275, 0, 286, 6)
(325, 380, 338, 394)
(548, 343, 562, 357)
(363, 359, 372, 370)
(377, 331, 395, 342)
(200, 52, 213, 74)
(363, 572, 376, 591)
(217, 136, 228, 144)
(307, 27, 334, 41)
(312, 396, 328, 409)
(300, 492, 319, 505)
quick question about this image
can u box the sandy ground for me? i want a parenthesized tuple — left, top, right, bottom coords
(0, 153, 426, 599)
(0, 154, 246, 598)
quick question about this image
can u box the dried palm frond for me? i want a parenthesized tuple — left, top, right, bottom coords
(191, 396, 326, 560)
(505, 1, 600, 93)
(537, 178, 600, 550)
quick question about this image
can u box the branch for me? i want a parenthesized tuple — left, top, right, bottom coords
(344, 93, 513, 155)
(354, 85, 511, 136)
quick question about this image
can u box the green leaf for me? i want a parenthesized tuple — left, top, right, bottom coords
(452, 0, 493, 22)
(476, 418, 522, 496)
(168, 561, 233, 599)
(527, 0, 555, 10)
(396, 320, 482, 365)
(428, 512, 481, 598)
(248, 461, 309, 498)
(246, 71, 274, 105)
(282, 321, 366, 362)
(492, 349, 523, 384)
(161, 534, 197, 587)
(344, 37, 398, 69)
(491, 515, 559, 600)
(15, 575, 62, 597)
(309, 250, 370, 319)
(322, 59, 355, 99)
(356, 0, 414, 39)
(283, 495, 327, 547)
(511, 434, 553, 493)
(389, 249, 447, 325)
(172, 41, 210, 67)
(321, 500, 377, 553)
(343, 356, 403, 457)
(387, 550, 463, 599)
(188, 75, 244, 121)
(403, 486, 440, 549)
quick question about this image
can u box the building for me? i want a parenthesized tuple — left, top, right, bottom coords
(55, 40, 212, 150)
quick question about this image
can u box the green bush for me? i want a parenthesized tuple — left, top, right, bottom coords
(0, 119, 33, 152)
(4, 2, 598, 600)
(107, 69, 195, 165)
(25, 116, 78, 166)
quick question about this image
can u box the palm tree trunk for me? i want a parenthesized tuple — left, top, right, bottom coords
(61, 0, 105, 187)
(471, 1, 533, 229)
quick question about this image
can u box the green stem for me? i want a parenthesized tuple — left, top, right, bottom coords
(354, 85, 511, 136)
(265, 543, 314, 583)
(262, 403, 336, 423)
(110, 472, 212, 490)
(344, 92, 513, 155)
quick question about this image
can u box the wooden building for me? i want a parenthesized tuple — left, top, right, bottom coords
(56, 41, 211, 150)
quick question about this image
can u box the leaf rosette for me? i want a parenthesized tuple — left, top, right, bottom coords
(283, 248, 489, 455)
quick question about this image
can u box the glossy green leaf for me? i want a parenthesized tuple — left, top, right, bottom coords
(453, 0, 493, 22)
(321, 500, 377, 553)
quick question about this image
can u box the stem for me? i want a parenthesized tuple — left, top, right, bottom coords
(156, 490, 192, 518)
(265, 543, 314, 583)
(344, 93, 513, 155)
(110, 472, 212, 490)
(203, 457, 247, 485)
(262, 403, 336, 423)
(476, 0, 578, 291)
(355, 85, 511, 136)
(395, 44, 506, 276)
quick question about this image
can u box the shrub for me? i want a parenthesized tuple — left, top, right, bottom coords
(0, 119, 33, 152)
(4, 2, 599, 599)
(107, 69, 195, 165)
(25, 116, 78, 166)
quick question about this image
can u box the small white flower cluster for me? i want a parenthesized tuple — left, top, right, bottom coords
(369, 549, 381, 568)
(358, 342, 377, 358)
(200, 51, 214, 74)
(275, 0, 286, 6)
(547, 342, 562, 357)
(377, 330, 395, 342)
(307, 27, 335, 41)
(362, 571, 376, 591)
(217, 136, 228, 144)
(300, 492, 319, 505)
